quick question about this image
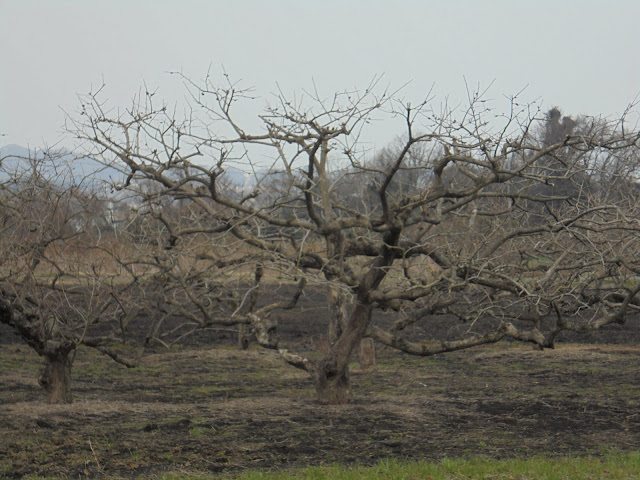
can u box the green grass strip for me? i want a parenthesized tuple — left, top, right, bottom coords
(18, 451, 640, 479)
(218, 451, 640, 480)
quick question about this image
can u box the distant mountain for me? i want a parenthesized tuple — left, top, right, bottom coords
(0, 144, 124, 185)
(0, 145, 274, 196)
(219, 165, 252, 186)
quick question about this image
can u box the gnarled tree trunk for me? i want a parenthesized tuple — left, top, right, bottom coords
(314, 361, 353, 404)
(359, 337, 376, 371)
(237, 324, 250, 350)
(38, 350, 73, 404)
(314, 302, 372, 404)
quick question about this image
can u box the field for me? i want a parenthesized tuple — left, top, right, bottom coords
(1, 304, 639, 478)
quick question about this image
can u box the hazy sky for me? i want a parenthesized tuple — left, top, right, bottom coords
(1, 0, 638, 149)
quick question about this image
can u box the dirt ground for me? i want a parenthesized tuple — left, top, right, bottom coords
(1, 291, 639, 478)
(0, 338, 639, 478)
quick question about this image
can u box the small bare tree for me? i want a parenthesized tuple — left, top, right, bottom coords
(0, 148, 140, 403)
(90, 158, 308, 351)
(70, 76, 640, 403)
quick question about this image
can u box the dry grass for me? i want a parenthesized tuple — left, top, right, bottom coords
(1, 341, 639, 478)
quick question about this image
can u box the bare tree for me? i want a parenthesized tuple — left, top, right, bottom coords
(88, 156, 308, 352)
(70, 76, 640, 403)
(0, 148, 141, 403)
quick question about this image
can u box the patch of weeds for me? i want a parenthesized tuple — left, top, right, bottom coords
(582, 365, 602, 375)
(358, 378, 376, 388)
(190, 384, 227, 395)
(282, 387, 314, 398)
(74, 359, 125, 379)
(189, 426, 206, 438)
(217, 428, 235, 439)
(120, 420, 150, 432)
(160, 451, 176, 461)
(0, 460, 14, 474)
(244, 370, 272, 380)
(505, 361, 529, 372)
(0, 357, 41, 372)
(128, 448, 142, 461)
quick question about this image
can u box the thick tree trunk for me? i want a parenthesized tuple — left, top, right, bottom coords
(314, 302, 373, 403)
(38, 351, 73, 404)
(237, 324, 250, 350)
(314, 361, 353, 404)
(359, 337, 376, 371)
(327, 285, 348, 345)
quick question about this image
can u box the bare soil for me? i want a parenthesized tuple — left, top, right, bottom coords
(1, 291, 639, 478)
(1, 341, 639, 478)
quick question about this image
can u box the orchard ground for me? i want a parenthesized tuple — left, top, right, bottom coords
(1, 291, 639, 478)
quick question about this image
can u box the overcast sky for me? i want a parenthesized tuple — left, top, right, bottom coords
(1, 0, 638, 150)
